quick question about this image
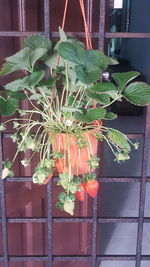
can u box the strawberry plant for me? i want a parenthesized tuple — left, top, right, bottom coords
(0, 28, 150, 215)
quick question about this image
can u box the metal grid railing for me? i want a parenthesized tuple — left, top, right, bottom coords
(0, 0, 150, 266)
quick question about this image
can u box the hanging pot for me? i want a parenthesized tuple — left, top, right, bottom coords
(52, 129, 99, 175)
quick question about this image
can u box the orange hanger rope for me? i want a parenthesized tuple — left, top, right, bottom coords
(61, 0, 69, 30)
(78, 0, 92, 50)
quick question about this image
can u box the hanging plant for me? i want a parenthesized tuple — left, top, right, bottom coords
(0, 28, 150, 215)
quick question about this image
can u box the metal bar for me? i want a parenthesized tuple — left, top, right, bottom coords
(18, 0, 26, 32)
(91, 196, 98, 266)
(0, 255, 146, 262)
(1, 31, 150, 39)
(0, 255, 148, 262)
(92, 143, 102, 266)
(98, 177, 141, 182)
(4, 255, 150, 261)
(7, 218, 48, 223)
(47, 181, 53, 266)
(105, 32, 150, 38)
(43, 0, 52, 266)
(0, 134, 9, 267)
(2, 133, 144, 139)
(136, 106, 150, 267)
(0, 31, 44, 36)
(6, 177, 142, 183)
(87, 0, 93, 32)
(0, 216, 149, 224)
(7, 255, 135, 261)
(98, 0, 106, 51)
(44, 0, 50, 38)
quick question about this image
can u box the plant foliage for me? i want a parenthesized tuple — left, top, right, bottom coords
(0, 29, 149, 215)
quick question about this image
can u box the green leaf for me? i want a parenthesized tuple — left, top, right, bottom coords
(104, 112, 117, 120)
(88, 82, 117, 92)
(3, 160, 12, 169)
(4, 77, 29, 91)
(30, 48, 48, 68)
(106, 56, 118, 65)
(1, 47, 48, 75)
(112, 71, 140, 90)
(45, 52, 65, 69)
(85, 50, 108, 71)
(24, 34, 51, 50)
(75, 108, 106, 123)
(28, 70, 45, 87)
(0, 62, 27, 75)
(38, 76, 54, 87)
(6, 90, 26, 100)
(58, 192, 67, 202)
(68, 95, 74, 106)
(86, 91, 110, 104)
(107, 128, 131, 152)
(0, 98, 19, 116)
(87, 82, 118, 99)
(59, 27, 67, 41)
(57, 41, 85, 65)
(68, 69, 77, 83)
(75, 65, 100, 84)
(123, 82, 150, 106)
(61, 106, 83, 113)
(5, 47, 31, 72)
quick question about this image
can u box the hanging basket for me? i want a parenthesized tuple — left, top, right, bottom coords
(52, 129, 99, 175)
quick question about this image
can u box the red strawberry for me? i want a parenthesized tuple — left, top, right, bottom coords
(55, 158, 65, 173)
(75, 183, 85, 202)
(85, 179, 99, 198)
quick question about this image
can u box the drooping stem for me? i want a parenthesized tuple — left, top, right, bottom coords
(102, 94, 121, 109)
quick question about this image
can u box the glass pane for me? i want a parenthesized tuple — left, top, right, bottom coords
(104, 115, 145, 134)
(97, 223, 138, 255)
(0, 0, 18, 31)
(141, 262, 150, 267)
(142, 224, 150, 255)
(147, 147, 150, 177)
(53, 222, 92, 255)
(127, 1, 150, 33)
(10, 262, 47, 267)
(25, 0, 44, 31)
(50, 0, 84, 32)
(103, 136, 143, 177)
(145, 184, 150, 217)
(98, 261, 135, 267)
(121, 38, 150, 77)
(0, 224, 3, 255)
(107, 37, 150, 80)
(8, 223, 47, 255)
(6, 182, 46, 218)
(98, 183, 140, 217)
(108, 0, 150, 57)
(53, 262, 90, 267)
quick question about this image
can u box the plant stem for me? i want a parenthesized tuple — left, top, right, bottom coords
(102, 94, 121, 108)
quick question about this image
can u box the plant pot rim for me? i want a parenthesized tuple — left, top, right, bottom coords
(52, 128, 99, 137)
